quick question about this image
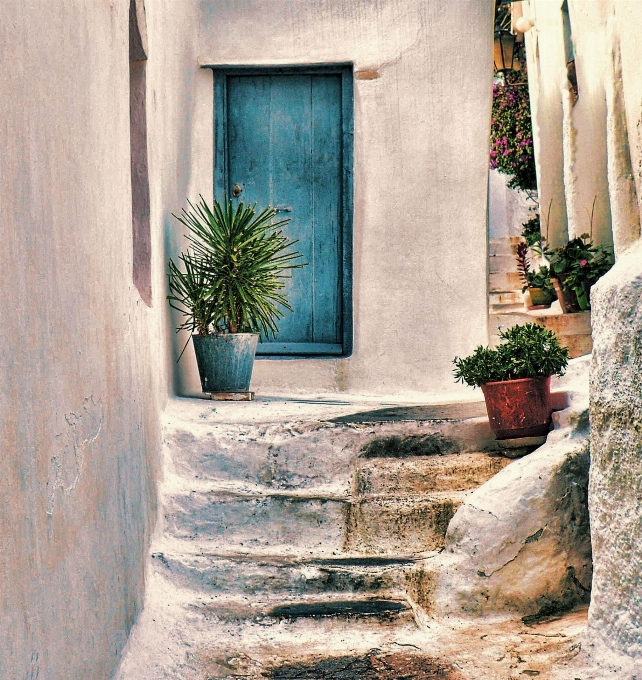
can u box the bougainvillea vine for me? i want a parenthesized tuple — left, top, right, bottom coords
(490, 78, 537, 192)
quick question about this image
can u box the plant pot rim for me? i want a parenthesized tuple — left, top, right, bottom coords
(482, 375, 552, 387)
(193, 332, 260, 337)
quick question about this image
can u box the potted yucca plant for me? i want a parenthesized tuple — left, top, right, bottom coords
(168, 196, 305, 397)
(453, 323, 569, 440)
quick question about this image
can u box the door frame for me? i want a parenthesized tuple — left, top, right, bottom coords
(210, 64, 354, 358)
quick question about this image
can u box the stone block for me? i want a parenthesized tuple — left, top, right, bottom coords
(345, 493, 466, 554)
(428, 385, 592, 620)
(165, 490, 348, 553)
(585, 240, 642, 664)
(354, 453, 511, 496)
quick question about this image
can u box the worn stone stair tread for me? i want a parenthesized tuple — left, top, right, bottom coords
(152, 544, 438, 564)
(330, 402, 487, 424)
(164, 394, 487, 426)
(489, 303, 527, 315)
(165, 479, 352, 501)
(164, 417, 502, 491)
(149, 547, 436, 598)
(198, 593, 416, 624)
(265, 598, 411, 619)
(354, 452, 512, 496)
(165, 487, 469, 553)
(169, 483, 472, 502)
(116, 568, 425, 679)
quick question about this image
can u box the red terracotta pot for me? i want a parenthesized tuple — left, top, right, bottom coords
(552, 277, 582, 314)
(481, 376, 553, 440)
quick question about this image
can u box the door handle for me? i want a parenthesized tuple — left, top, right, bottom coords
(232, 183, 243, 197)
(275, 204, 292, 213)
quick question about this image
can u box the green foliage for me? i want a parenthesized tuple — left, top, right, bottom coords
(521, 214, 541, 247)
(549, 234, 613, 310)
(490, 80, 537, 192)
(168, 196, 306, 338)
(453, 323, 569, 388)
(516, 241, 556, 298)
(525, 266, 556, 299)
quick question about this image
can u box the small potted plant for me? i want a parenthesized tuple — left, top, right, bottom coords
(549, 233, 613, 313)
(167, 196, 305, 397)
(453, 323, 569, 440)
(516, 241, 556, 309)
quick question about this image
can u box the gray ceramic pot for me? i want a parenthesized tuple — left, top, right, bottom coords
(192, 333, 259, 393)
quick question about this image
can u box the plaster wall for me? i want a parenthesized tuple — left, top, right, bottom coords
(524, 0, 615, 249)
(167, 0, 495, 398)
(144, 0, 211, 396)
(522, 1, 569, 247)
(0, 1, 181, 677)
(488, 169, 533, 240)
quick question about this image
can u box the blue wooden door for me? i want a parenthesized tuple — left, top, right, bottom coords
(215, 68, 352, 356)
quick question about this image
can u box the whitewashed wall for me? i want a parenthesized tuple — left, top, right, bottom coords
(168, 0, 495, 398)
(523, 0, 615, 248)
(488, 170, 534, 240)
(0, 1, 176, 677)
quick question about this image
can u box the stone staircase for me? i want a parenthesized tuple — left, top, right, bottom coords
(488, 237, 593, 358)
(116, 397, 512, 679)
(489, 237, 525, 315)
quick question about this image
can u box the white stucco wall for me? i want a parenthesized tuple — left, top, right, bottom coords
(0, 1, 179, 677)
(166, 0, 495, 398)
(522, 1, 569, 247)
(523, 0, 614, 248)
(145, 0, 211, 396)
(488, 169, 534, 240)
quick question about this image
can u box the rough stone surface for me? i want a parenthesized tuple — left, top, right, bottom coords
(116, 396, 514, 678)
(429, 357, 592, 621)
(346, 493, 465, 554)
(263, 650, 464, 679)
(354, 453, 510, 496)
(582, 239, 642, 673)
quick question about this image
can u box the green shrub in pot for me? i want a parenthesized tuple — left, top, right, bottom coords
(453, 324, 570, 440)
(549, 233, 613, 311)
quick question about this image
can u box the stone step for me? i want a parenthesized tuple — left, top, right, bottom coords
(114, 568, 424, 680)
(354, 453, 510, 496)
(488, 237, 523, 258)
(489, 291, 523, 306)
(345, 491, 468, 554)
(488, 253, 520, 275)
(164, 400, 499, 491)
(489, 302, 526, 315)
(165, 486, 469, 555)
(489, 310, 593, 358)
(489, 270, 523, 292)
(150, 548, 425, 599)
(164, 488, 349, 553)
